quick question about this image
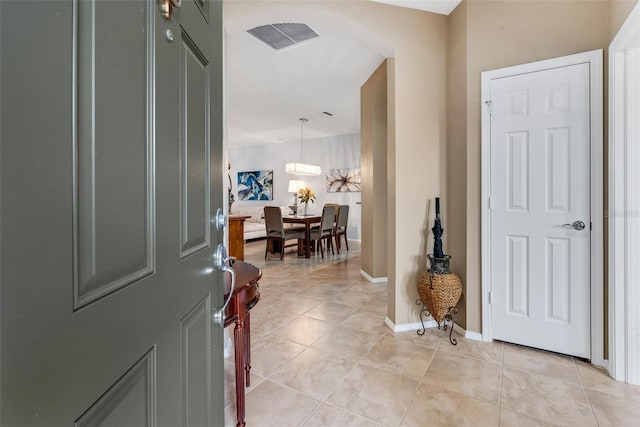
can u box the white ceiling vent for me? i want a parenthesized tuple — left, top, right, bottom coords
(247, 23, 318, 50)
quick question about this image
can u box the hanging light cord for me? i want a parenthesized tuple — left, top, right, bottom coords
(299, 117, 308, 162)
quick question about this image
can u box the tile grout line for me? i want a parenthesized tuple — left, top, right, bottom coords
(296, 331, 388, 426)
(250, 264, 388, 426)
(304, 332, 387, 426)
(397, 336, 441, 426)
(574, 356, 600, 426)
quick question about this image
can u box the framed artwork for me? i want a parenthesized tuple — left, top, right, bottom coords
(326, 168, 361, 192)
(237, 170, 273, 201)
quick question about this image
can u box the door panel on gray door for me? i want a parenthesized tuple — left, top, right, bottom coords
(180, 31, 211, 258)
(75, 0, 154, 309)
(180, 296, 213, 426)
(194, 0, 210, 23)
(75, 349, 156, 427)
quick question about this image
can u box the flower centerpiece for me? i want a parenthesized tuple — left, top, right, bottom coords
(297, 186, 316, 215)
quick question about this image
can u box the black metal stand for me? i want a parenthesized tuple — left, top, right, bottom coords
(416, 299, 429, 336)
(415, 299, 458, 345)
(442, 307, 459, 345)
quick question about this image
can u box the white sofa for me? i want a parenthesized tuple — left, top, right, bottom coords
(231, 206, 266, 240)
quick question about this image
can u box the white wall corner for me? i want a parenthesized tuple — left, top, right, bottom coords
(361, 269, 388, 283)
(439, 321, 482, 341)
(384, 316, 395, 331)
(463, 329, 483, 342)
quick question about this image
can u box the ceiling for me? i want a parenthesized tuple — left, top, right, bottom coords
(226, 0, 462, 147)
(369, 0, 461, 15)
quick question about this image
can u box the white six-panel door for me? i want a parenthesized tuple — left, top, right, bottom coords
(487, 62, 592, 358)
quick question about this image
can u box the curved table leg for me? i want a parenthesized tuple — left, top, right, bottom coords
(233, 320, 245, 427)
(244, 312, 251, 387)
(234, 319, 246, 427)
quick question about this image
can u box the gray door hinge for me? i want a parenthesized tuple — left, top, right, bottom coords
(485, 100, 493, 115)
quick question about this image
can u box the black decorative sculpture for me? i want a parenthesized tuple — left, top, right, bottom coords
(429, 197, 450, 274)
(432, 197, 444, 258)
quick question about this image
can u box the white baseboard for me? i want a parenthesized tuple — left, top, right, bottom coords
(385, 316, 485, 342)
(445, 323, 483, 341)
(385, 317, 394, 331)
(463, 329, 483, 342)
(385, 317, 438, 333)
(361, 269, 388, 283)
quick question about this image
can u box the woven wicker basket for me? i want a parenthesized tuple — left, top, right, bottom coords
(417, 271, 462, 324)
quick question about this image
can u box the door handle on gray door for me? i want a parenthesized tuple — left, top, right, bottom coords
(562, 220, 586, 230)
(212, 244, 236, 327)
(213, 207, 227, 231)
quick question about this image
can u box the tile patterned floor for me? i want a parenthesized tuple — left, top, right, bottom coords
(224, 239, 640, 426)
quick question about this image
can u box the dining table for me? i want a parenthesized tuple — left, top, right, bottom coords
(282, 214, 321, 258)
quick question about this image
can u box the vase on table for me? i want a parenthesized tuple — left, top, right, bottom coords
(302, 202, 308, 216)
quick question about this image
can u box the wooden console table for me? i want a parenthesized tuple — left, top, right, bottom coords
(229, 215, 250, 261)
(224, 260, 261, 427)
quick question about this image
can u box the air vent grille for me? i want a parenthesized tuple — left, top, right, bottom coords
(247, 23, 318, 50)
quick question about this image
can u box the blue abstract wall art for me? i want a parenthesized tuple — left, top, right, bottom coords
(237, 170, 273, 201)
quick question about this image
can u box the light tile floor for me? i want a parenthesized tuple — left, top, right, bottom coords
(224, 239, 640, 426)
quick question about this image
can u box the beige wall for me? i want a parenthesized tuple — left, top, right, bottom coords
(448, 0, 637, 333)
(361, 60, 388, 280)
(386, 58, 397, 322)
(446, 1, 468, 327)
(610, 0, 638, 40)
(224, 1, 448, 326)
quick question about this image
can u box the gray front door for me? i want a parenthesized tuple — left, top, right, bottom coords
(1, 0, 225, 425)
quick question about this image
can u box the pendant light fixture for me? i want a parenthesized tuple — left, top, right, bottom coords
(285, 118, 321, 176)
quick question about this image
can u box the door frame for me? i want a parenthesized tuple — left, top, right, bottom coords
(480, 50, 604, 365)
(608, 2, 640, 385)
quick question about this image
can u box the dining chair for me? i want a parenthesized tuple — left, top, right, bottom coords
(324, 202, 339, 217)
(263, 206, 302, 260)
(311, 203, 338, 232)
(308, 205, 336, 258)
(334, 204, 349, 254)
